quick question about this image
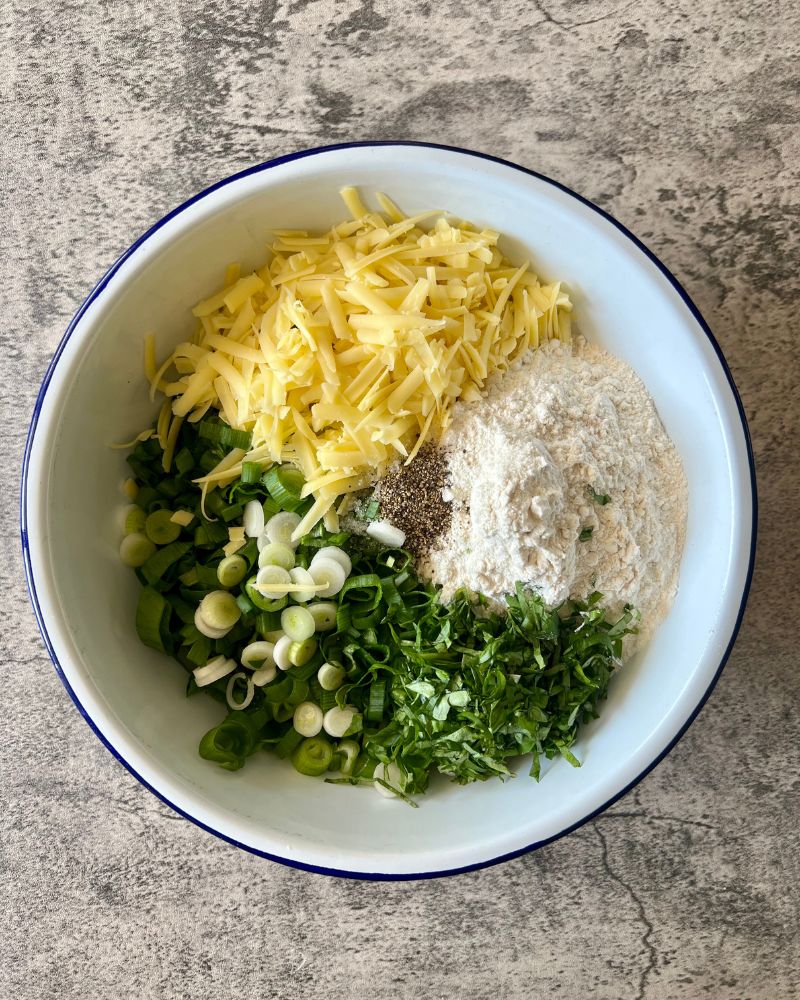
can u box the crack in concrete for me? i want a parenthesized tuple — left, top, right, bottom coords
(594, 823, 658, 1000)
(532, 0, 639, 33)
(599, 810, 717, 831)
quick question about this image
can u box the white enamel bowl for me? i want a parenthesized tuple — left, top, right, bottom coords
(22, 143, 756, 878)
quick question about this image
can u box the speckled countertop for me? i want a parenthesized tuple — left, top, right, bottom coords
(3, 2, 798, 998)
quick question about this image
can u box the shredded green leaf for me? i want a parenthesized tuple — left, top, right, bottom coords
(587, 485, 611, 506)
(122, 418, 639, 800)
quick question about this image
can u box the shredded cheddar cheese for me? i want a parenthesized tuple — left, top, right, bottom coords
(148, 188, 572, 534)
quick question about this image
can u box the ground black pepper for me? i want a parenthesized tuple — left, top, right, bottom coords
(373, 445, 451, 557)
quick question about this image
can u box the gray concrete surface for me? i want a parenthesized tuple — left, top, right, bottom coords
(2, 2, 798, 998)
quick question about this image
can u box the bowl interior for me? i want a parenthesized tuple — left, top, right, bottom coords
(24, 145, 753, 876)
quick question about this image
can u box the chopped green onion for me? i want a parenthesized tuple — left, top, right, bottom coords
(273, 634, 293, 671)
(243, 499, 265, 539)
(193, 655, 236, 687)
(336, 740, 360, 776)
(246, 573, 289, 611)
(317, 662, 345, 691)
(123, 505, 147, 535)
(257, 543, 295, 570)
(293, 701, 323, 738)
(308, 602, 338, 632)
(311, 545, 352, 576)
(291, 736, 333, 776)
(318, 688, 337, 713)
(145, 509, 181, 545)
(240, 640, 276, 670)
(141, 541, 190, 585)
(322, 705, 360, 739)
(186, 635, 212, 666)
(374, 762, 405, 799)
(135, 586, 170, 651)
(226, 671, 255, 711)
(308, 557, 347, 598)
(366, 679, 387, 722)
(264, 511, 302, 546)
(363, 498, 380, 521)
(174, 447, 194, 476)
(263, 465, 305, 508)
(288, 638, 317, 667)
(280, 606, 315, 642)
(198, 418, 252, 450)
(241, 461, 262, 484)
(272, 703, 294, 723)
(120, 532, 156, 568)
(199, 591, 242, 631)
(263, 675, 294, 703)
(134, 485, 158, 511)
(217, 554, 248, 588)
(275, 727, 305, 759)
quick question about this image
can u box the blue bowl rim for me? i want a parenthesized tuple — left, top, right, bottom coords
(20, 140, 758, 881)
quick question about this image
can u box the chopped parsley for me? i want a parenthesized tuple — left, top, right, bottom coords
(587, 485, 611, 506)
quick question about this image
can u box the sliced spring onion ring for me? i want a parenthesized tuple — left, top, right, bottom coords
(193, 655, 236, 687)
(288, 566, 317, 603)
(288, 638, 317, 667)
(194, 606, 230, 639)
(337, 739, 360, 776)
(217, 554, 248, 588)
(123, 505, 147, 536)
(199, 590, 241, 631)
(317, 662, 345, 691)
(374, 761, 404, 798)
(251, 663, 278, 686)
(308, 602, 338, 631)
(280, 605, 316, 642)
(265, 511, 302, 547)
(311, 545, 352, 577)
(366, 520, 406, 548)
(293, 701, 324, 738)
(273, 634, 293, 671)
(243, 499, 266, 538)
(226, 671, 255, 711)
(240, 640, 276, 670)
(119, 533, 156, 568)
(258, 542, 295, 570)
(145, 508, 181, 545)
(263, 466, 305, 508)
(291, 736, 333, 776)
(322, 705, 359, 739)
(308, 557, 347, 598)
(254, 564, 291, 600)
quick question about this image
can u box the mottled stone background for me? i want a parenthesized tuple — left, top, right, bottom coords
(2, 1, 798, 998)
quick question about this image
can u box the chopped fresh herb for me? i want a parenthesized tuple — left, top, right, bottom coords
(363, 497, 380, 521)
(121, 419, 639, 802)
(587, 485, 611, 506)
(579, 526, 594, 542)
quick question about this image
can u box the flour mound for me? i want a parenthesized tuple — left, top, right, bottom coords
(424, 339, 687, 650)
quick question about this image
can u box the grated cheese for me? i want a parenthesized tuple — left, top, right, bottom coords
(148, 189, 572, 534)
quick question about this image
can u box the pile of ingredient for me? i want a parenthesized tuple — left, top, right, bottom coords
(368, 445, 451, 556)
(121, 419, 635, 799)
(116, 187, 687, 803)
(143, 187, 573, 537)
(423, 338, 687, 650)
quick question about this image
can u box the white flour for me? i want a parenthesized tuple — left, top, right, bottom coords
(424, 339, 687, 649)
